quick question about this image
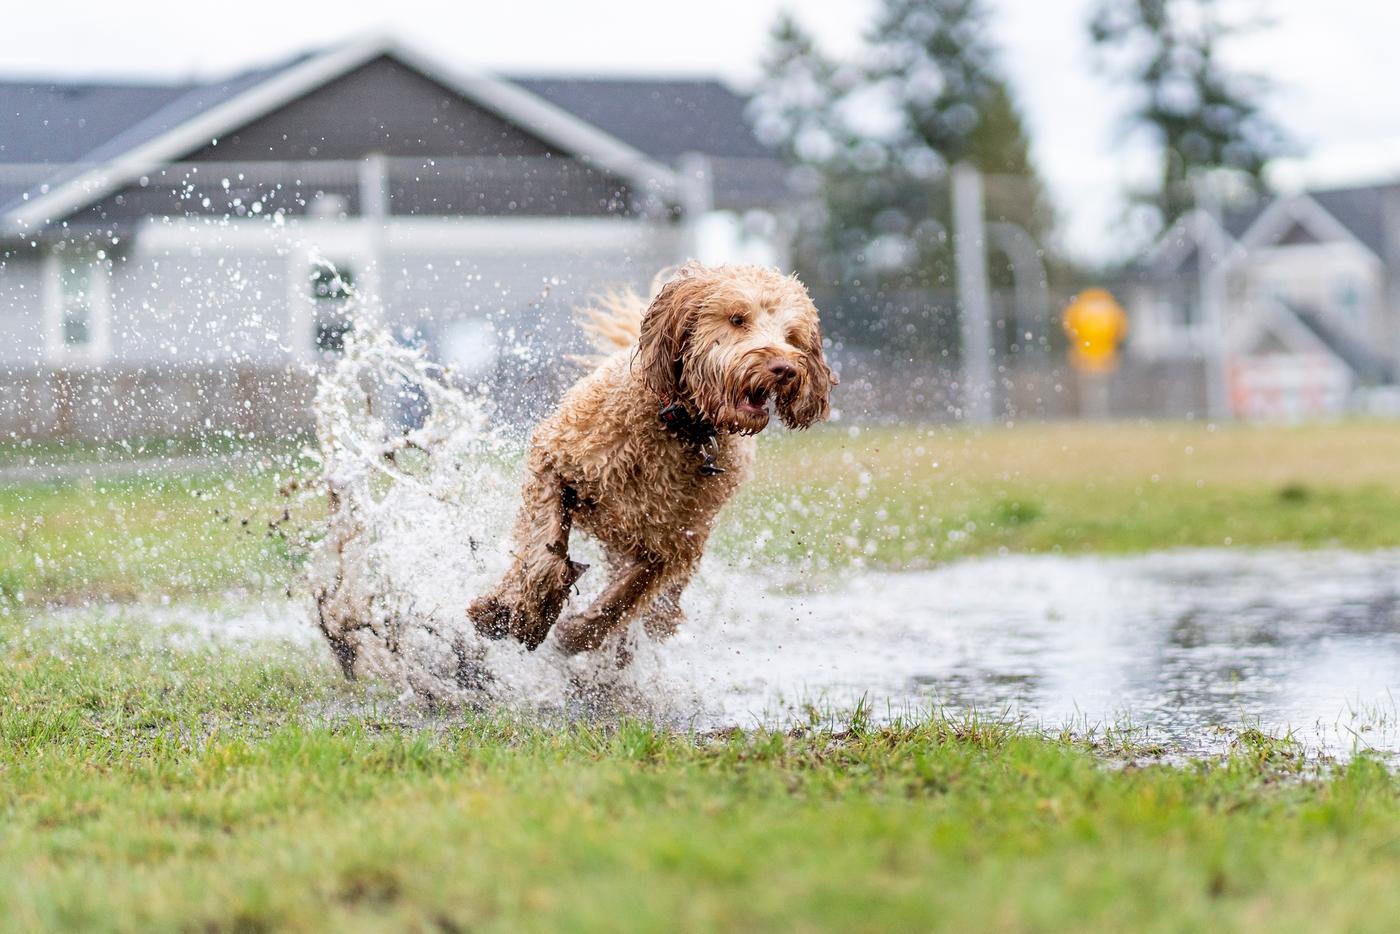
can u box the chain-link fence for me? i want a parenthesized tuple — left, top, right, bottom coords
(11, 155, 1367, 438)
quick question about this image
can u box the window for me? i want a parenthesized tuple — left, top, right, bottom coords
(311, 263, 354, 354)
(1335, 277, 1365, 325)
(61, 259, 95, 347)
(45, 245, 111, 363)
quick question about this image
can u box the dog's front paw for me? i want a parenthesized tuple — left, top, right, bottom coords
(468, 596, 514, 641)
(553, 612, 610, 655)
(468, 596, 557, 651)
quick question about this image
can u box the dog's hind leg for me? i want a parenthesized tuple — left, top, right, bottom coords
(468, 466, 586, 650)
(553, 556, 669, 655)
(610, 574, 691, 669)
(639, 575, 688, 642)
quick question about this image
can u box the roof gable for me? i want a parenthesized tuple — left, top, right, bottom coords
(183, 56, 556, 161)
(1237, 193, 1380, 259)
(1141, 208, 1234, 279)
(1276, 220, 1321, 246)
(4, 36, 681, 231)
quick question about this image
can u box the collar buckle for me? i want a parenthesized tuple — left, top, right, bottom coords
(658, 402, 725, 477)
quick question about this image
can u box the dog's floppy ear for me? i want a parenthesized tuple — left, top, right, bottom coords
(780, 326, 838, 429)
(637, 269, 703, 401)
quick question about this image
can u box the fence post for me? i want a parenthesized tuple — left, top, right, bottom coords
(1195, 174, 1231, 420)
(988, 220, 1051, 357)
(676, 152, 714, 263)
(952, 162, 994, 423)
(357, 153, 389, 322)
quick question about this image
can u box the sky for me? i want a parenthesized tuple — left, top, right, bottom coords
(3, 1, 1398, 261)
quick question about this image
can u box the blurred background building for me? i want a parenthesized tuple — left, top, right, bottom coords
(4, 1, 1400, 437)
(1126, 182, 1400, 420)
(0, 36, 789, 437)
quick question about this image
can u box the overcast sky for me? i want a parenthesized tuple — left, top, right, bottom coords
(3, 1, 1397, 260)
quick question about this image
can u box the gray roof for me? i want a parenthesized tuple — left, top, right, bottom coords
(508, 76, 772, 162)
(1310, 183, 1400, 257)
(1221, 202, 1267, 241)
(0, 55, 317, 216)
(511, 76, 784, 209)
(1140, 180, 1400, 280)
(0, 47, 780, 221)
(0, 81, 189, 164)
(0, 79, 198, 210)
(1286, 300, 1395, 384)
(0, 55, 316, 167)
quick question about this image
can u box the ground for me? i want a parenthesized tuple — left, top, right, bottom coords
(3, 620, 1399, 931)
(5, 420, 1400, 603)
(3, 421, 1400, 930)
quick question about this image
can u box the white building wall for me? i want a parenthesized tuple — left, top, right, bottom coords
(123, 215, 686, 370)
(0, 252, 45, 365)
(1244, 242, 1383, 339)
(111, 247, 287, 367)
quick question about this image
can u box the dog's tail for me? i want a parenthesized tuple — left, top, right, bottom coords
(573, 288, 646, 364)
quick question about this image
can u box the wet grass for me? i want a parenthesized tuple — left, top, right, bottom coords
(5, 420, 1400, 603)
(726, 419, 1400, 566)
(3, 616, 1400, 931)
(0, 432, 308, 469)
(0, 469, 309, 604)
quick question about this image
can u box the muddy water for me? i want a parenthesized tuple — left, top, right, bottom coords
(673, 549, 1400, 758)
(55, 548, 1400, 760)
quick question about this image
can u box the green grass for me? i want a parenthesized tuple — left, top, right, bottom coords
(0, 469, 308, 604)
(723, 420, 1400, 566)
(6, 420, 1400, 603)
(0, 432, 308, 468)
(3, 617, 1399, 932)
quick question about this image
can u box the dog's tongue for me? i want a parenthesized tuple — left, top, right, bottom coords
(740, 390, 768, 415)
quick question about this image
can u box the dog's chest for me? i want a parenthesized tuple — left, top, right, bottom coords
(569, 429, 754, 560)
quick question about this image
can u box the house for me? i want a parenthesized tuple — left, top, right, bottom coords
(1125, 182, 1400, 419)
(0, 34, 788, 438)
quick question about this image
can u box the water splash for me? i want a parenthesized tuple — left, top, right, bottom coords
(304, 315, 698, 717)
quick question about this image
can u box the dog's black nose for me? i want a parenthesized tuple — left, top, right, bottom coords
(768, 359, 798, 383)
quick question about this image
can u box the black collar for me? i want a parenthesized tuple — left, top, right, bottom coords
(658, 402, 725, 476)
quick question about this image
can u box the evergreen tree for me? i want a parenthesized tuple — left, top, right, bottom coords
(749, 13, 843, 169)
(867, 0, 998, 167)
(753, 1, 1050, 276)
(751, 1, 1054, 352)
(1090, 0, 1285, 227)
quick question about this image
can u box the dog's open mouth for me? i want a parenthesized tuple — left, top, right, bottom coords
(738, 388, 770, 417)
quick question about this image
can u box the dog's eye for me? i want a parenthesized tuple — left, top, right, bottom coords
(729, 314, 746, 327)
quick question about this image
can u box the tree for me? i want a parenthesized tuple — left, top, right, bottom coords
(750, 0, 1053, 349)
(751, 0, 1050, 273)
(749, 13, 844, 169)
(867, 0, 999, 168)
(1090, 0, 1285, 227)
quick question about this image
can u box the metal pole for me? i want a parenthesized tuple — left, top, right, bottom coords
(1194, 174, 1231, 420)
(357, 152, 389, 323)
(952, 162, 994, 422)
(988, 220, 1050, 357)
(676, 152, 714, 263)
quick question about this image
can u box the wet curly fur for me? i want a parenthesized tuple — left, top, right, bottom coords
(467, 262, 836, 656)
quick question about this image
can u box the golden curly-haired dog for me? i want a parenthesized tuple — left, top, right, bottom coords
(468, 262, 836, 655)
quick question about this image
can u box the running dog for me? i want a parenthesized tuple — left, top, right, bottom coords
(468, 262, 836, 655)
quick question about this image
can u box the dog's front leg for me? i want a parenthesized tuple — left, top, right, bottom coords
(468, 466, 586, 650)
(553, 556, 667, 655)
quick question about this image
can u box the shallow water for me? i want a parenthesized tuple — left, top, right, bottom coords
(41, 548, 1400, 760)
(675, 549, 1400, 759)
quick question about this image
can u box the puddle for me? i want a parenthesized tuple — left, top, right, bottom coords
(673, 548, 1400, 759)
(30, 548, 1400, 761)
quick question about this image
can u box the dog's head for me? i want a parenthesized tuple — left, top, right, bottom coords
(637, 263, 836, 435)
